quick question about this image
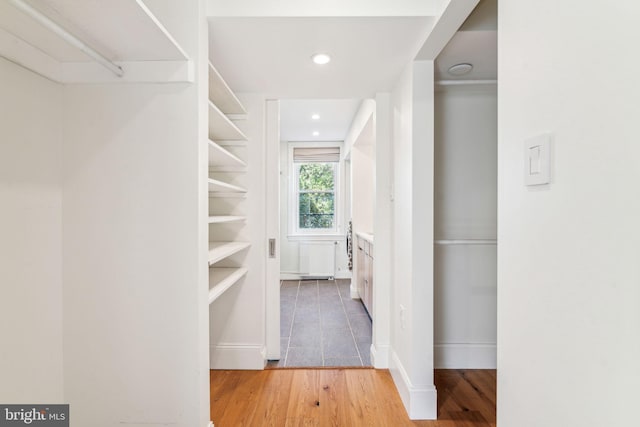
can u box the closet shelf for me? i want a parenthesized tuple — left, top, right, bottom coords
(0, 0, 191, 83)
(208, 140, 246, 168)
(208, 101, 247, 141)
(209, 216, 245, 224)
(208, 178, 246, 193)
(209, 267, 248, 304)
(208, 62, 246, 115)
(209, 241, 250, 265)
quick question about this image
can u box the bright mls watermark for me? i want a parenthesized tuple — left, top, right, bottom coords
(0, 405, 68, 426)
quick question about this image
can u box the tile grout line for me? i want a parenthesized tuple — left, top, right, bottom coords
(338, 280, 365, 367)
(317, 280, 326, 367)
(282, 280, 300, 367)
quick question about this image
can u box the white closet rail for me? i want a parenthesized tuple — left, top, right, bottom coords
(434, 239, 497, 245)
(8, 0, 123, 77)
(1, 0, 191, 83)
(436, 79, 497, 86)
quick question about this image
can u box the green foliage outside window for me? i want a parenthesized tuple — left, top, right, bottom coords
(298, 163, 335, 229)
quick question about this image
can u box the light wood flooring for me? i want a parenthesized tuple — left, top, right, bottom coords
(211, 368, 496, 426)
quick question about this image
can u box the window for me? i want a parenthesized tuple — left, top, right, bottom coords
(297, 162, 336, 229)
(290, 145, 340, 235)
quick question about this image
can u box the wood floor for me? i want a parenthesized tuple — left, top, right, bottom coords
(210, 368, 496, 426)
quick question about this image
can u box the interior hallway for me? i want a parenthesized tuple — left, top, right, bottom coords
(210, 368, 496, 426)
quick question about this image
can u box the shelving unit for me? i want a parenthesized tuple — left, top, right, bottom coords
(208, 101, 248, 141)
(207, 62, 249, 303)
(208, 178, 246, 193)
(208, 140, 246, 169)
(208, 63, 246, 115)
(208, 216, 245, 224)
(209, 267, 249, 304)
(208, 241, 250, 266)
(0, 0, 192, 83)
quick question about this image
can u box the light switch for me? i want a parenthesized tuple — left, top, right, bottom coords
(524, 133, 552, 186)
(528, 145, 541, 175)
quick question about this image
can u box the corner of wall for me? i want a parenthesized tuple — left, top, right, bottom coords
(371, 343, 389, 368)
(389, 350, 437, 420)
(210, 344, 267, 370)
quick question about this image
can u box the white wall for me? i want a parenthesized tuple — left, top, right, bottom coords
(350, 118, 375, 235)
(389, 60, 437, 419)
(498, 1, 640, 426)
(210, 93, 267, 369)
(372, 93, 392, 368)
(0, 58, 64, 403)
(434, 84, 497, 368)
(61, 1, 209, 425)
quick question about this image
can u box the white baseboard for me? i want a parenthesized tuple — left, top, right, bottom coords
(210, 344, 266, 370)
(371, 343, 389, 368)
(334, 270, 352, 279)
(350, 282, 359, 299)
(434, 343, 496, 369)
(389, 351, 437, 420)
(280, 273, 352, 280)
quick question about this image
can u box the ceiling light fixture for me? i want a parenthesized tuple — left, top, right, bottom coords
(447, 63, 473, 76)
(311, 53, 331, 65)
(312, 131, 320, 136)
(311, 114, 320, 120)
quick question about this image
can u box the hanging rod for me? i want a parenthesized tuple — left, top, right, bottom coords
(436, 79, 497, 86)
(8, 0, 124, 77)
(434, 239, 497, 245)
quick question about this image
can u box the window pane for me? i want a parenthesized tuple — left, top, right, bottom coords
(299, 192, 334, 229)
(298, 163, 334, 191)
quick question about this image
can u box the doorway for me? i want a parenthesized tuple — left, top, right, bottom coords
(265, 99, 374, 368)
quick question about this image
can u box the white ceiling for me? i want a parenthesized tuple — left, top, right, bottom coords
(208, 0, 496, 144)
(279, 99, 362, 142)
(208, 17, 434, 99)
(435, 0, 497, 81)
(435, 30, 497, 81)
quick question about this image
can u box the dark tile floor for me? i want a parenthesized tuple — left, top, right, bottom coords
(269, 279, 372, 368)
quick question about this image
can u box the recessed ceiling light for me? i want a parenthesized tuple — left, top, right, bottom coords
(311, 114, 320, 120)
(311, 53, 331, 65)
(312, 131, 320, 136)
(447, 63, 473, 76)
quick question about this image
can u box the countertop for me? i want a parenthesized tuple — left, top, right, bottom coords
(355, 231, 374, 244)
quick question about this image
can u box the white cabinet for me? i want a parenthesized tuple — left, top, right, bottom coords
(356, 234, 374, 316)
(207, 62, 249, 304)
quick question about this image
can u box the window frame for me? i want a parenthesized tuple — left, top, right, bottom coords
(288, 142, 342, 238)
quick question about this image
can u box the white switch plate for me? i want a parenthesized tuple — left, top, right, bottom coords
(524, 133, 552, 186)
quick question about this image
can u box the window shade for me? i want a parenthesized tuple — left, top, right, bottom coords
(293, 147, 340, 163)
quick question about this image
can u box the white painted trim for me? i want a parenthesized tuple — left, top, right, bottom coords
(209, 344, 266, 370)
(416, 0, 480, 60)
(342, 99, 376, 159)
(287, 141, 344, 238)
(434, 343, 496, 369)
(389, 351, 437, 420)
(265, 100, 281, 361)
(370, 343, 389, 368)
(350, 282, 360, 299)
(334, 270, 351, 280)
(208, 422, 214, 427)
